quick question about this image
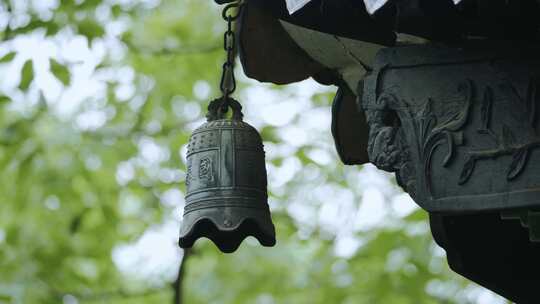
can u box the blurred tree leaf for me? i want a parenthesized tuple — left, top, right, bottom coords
(78, 19, 105, 41)
(19, 60, 34, 91)
(0, 52, 16, 63)
(50, 59, 71, 86)
(0, 95, 10, 103)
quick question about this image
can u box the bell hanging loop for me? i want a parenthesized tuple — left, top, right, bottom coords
(179, 0, 274, 254)
(206, 97, 244, 122)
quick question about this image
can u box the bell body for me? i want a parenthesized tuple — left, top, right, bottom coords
(179, 118, 275, 253)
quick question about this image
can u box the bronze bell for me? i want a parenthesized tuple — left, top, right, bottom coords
(179, 98, 276, 253)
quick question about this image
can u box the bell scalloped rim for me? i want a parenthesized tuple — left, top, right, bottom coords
(178, 212, 276, 253)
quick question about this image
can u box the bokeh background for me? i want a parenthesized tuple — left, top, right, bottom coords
(0, 1, 509, 303)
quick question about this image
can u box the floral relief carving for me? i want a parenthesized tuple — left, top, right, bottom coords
(458, 77, 540, 184)
(366, 77, 540, 200)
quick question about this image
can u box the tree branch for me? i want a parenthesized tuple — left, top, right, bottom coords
(173, 249, 192, 304)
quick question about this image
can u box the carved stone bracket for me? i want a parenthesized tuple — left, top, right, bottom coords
(360, 44, 540, 213)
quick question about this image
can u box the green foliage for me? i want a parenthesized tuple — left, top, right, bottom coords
(0, 1, 502, 304)
(49, 59, 70, 86)
(0, 52, 15, 64)
(18, 60, 34, 91)
(77, 19, 105, 41)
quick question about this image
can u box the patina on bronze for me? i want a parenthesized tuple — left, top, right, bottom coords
(179, 1, 275, 253)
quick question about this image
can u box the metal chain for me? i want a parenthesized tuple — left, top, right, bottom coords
(219, 2, 243, 103)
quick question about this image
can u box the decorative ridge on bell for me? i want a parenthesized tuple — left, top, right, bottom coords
(178, 1, 275, 253)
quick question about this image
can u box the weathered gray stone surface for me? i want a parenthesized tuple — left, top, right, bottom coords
(362, 44, 540, 213)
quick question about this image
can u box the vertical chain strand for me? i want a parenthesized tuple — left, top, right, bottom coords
(219, 2, 242, 104)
